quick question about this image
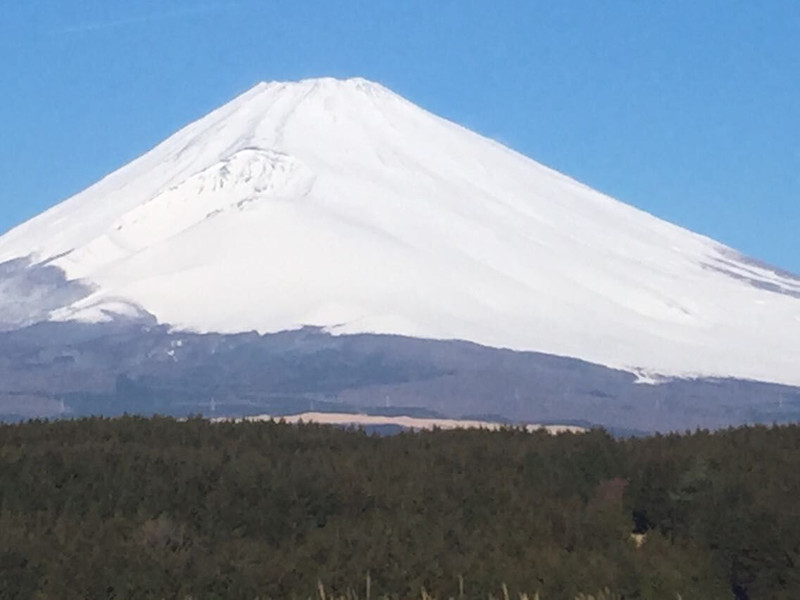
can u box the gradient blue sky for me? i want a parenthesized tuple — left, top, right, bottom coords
(2, 1, 798, 271)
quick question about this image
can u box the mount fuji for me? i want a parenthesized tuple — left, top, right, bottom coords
(1, 77, 799, 431)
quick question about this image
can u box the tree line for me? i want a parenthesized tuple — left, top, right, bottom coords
(0, 416, 798, 599)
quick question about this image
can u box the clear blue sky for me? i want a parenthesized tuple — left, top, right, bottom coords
(2, 1, 798, 271)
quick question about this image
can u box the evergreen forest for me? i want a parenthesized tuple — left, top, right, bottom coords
(0, 417, 798, 599)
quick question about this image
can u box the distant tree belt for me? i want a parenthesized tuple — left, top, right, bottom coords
(0, 418, 797, 599)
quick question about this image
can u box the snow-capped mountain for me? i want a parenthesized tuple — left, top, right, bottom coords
(1, 77, 799, 387)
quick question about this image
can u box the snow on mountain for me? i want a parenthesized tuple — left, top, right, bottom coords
(0, 77, 798, 385)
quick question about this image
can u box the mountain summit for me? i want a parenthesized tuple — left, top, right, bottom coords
(1, 77, 799, 386)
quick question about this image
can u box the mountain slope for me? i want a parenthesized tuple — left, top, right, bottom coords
(0, 77, 798, 385)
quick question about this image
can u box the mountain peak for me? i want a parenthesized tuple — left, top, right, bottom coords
(236, 77, 397, 113)
(252, 76, 391, 94)
(178, 76, 411, 164)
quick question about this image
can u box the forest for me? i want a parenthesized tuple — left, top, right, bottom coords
(0, 417, 798, 599)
